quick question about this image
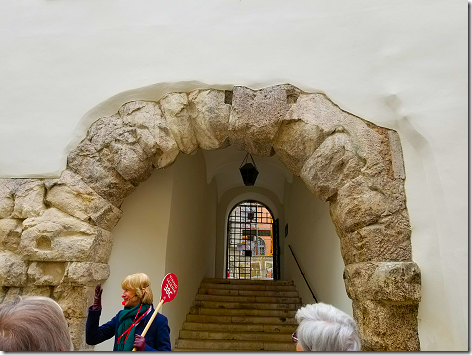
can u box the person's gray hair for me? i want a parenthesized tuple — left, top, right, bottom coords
(295, 303, 361, 351)
(0, 295, 73, 351)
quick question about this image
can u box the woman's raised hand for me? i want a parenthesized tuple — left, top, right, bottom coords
(92, 283, 103, 310)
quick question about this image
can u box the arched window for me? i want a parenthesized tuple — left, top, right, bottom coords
(226, 200, 274, 279)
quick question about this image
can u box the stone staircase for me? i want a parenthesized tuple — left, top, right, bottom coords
(174, 278, 301, 351)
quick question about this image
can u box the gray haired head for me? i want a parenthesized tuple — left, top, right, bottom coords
(295, 303, 361, 351)
(0, 296, 73, 351)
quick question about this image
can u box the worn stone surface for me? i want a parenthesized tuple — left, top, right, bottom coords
(88, 114, 154, 186)
(229, 85, 301, 156)
(3, 287, 22, 303)
(340, 211, 412, 265)
(188, 89, 231, 150)
(0, 218, 22, 251)
(353, 299, 420, 351)
(64, 262, 110, 286)
(0, 179, 46, 219)
(0, 250, 27, 286)
(22, 285, 52, 297)
(160, 93, 198, 154)
(284, 93, 384, 170)
(66, 317, 92, 351)
(273, 119, 326, 175)
(27, 262, 66, 286)
(0, 287, 7, 303)
(119, 101, 180, 169)
(0, 179, 15, 218)
(300, 132, 366, 201)
(20, 208, 113, 263)
(68, 139, 136, 207)
(12, 180, 47, 218)
(388, 130, 406, 179)
(329, 176, 389, 234)
(344, 262, 421, 303)
(54, 284, 94, 319)
(45, 169, 123, 231)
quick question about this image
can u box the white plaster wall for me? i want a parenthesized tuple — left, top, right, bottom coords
(283, 177, 352, 315)
(164, 151, 217, 348)
(0, 0, 466, 350)
(96, 166, 174, 351)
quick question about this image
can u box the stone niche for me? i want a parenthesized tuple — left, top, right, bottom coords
(0, 84, 420, 350)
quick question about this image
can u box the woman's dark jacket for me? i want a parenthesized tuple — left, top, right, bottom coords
(86, 305, 171, 351)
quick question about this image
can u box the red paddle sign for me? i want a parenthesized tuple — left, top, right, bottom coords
(160, 273, 178, 303)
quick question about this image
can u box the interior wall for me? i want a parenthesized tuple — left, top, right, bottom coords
(164, 150, 217, 348)
(216, 186, 284, 279)
(96, 166, 174, 351)
(283, 177, 352, 316)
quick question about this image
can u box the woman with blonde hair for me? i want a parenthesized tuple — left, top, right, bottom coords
(86, 273, 171, 351)
(0, 296, 73, 351)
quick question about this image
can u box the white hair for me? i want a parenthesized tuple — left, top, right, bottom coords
(295, 303, 361, 351)
(0, 296, 74, 351)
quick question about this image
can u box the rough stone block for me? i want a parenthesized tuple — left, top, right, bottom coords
(160, 92, 198, 154)
(20, 208, 113, 263)
(22, 285, 52, 297)
(27, 262, 66, 286)
(54, 284, 94, 319)
(273, 120, 326, 175)
(285, 93, 385, 169)
(66, 317, 93, 351)
(118, 101, 180, 169)
(188, 89, 231, 150)
(3, 287, 22, 303)
(67, 140, 135, 207)
(388, 130, 406, 180)
(301, 132, 366, 201)
(0, 218, 22, 251)
(229, 84, 300, 156)
(344, 262, 421, 303)
(352, 299, 420, 351)
(329, 176, 389, 234)
(11, 180, 47, 218)
(64, 262, 110, 286)
(45, 169, 123, 231)
(0, 250, 27, 286)
(0, 286, 7, 303)
(0, 179, 15, 218)
(340, 211, 412, 264)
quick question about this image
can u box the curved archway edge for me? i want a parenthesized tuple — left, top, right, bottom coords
(0, 84, 420, 350)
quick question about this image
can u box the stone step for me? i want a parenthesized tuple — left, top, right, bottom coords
(179, 329, 292, 342)
(193, 300, 300, 310)
(186, 314, 298, 325)
(203, 278, 294, 286)
(181, 322, 298, 333)
(195, 293, 301, 304)
(200, 282, 296, 291)
(190, 306, 296, 318)
(199, 287, 300, 297)
(175, 338, 296, 351)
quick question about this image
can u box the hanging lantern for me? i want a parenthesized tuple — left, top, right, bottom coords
(239, 153, 259, 186)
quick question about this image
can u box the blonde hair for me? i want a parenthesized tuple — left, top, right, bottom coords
(121, 273, 154, 304)
(0, 296, 74, 351)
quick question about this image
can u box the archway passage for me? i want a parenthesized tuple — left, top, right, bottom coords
(0, 84, 420, 350)
(227, 200, 276, 280)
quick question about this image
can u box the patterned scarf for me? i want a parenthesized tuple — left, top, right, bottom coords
(116, 303, 151, 351)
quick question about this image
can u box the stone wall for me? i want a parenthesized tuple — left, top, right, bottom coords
(0, 84, 421, 350)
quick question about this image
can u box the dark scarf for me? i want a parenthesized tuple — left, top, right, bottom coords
(116, 303, 151, 351)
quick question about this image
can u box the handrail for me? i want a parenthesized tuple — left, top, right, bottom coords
(288, 244, 318, 303)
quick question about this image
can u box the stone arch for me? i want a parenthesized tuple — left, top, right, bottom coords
(0, 84, 420, 350)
